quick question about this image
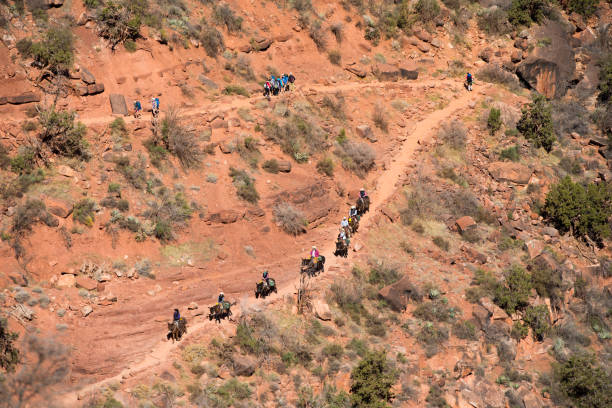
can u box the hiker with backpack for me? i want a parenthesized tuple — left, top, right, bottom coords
(466, 73, 473, 92)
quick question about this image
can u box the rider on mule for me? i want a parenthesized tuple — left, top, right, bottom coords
(173, 308, 180, 328)
(263, 270, 271, 288)
(349, 205, 359, 220)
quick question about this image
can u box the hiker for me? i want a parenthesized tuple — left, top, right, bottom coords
(282, 74, 289, 91)
(288, 72, 295, 87)
(466, 72, 473, 92)
(173, 308, 180, 328)
(151, 97, 160, 117)
(264, 81, 271, 99)
(341, 216, 349, 230)
(134, 100, 142, 118)
(310, 245, 319, 260)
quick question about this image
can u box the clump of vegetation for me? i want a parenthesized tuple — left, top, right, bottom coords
(213, 3, 242, 33)
(73, 198, 97, 227)
(328, 49, 341, 66)
(373, 103, 388, 132)
(477, 65, 521, 91)
(157, 108, 202, 168)
(0, 318, 20, 372)
(199, 24, 225, 57)
(517, 94, 555, 152)
(453, 320, 478, 340)
(273, 202, 307, 235)
(543, 176, 611, 244)
(499, 145, 520, 162)
(334, 140, 376, 178)
(96, 0, 149, 49)
(565, 0, 600, 18)
(554, 354, 612, 408)
(432, 236, 450, 251)
(229, 168, 259, 203)
(262, 159, 279, 173)
(438, 120, 467, 149)
(508, 0, 549, 27)
(38, 107, 89, 161)
(494, 265, 532, 314)
(114, 155, 149, 189)
(368, 261, 401, 288)
(22, 26, 74, 74)
(523, 305, 550, 341)
(309, 20, 326, 51)
(597, 55, 612, 104)
(316, 156, 334, 177)
(222, 85, 249, 97)
(264, 114, 327, 163)
(414, 0, 440, 22)
(144, 189, 192, 242)
(477, 8, 511, 35)
(350, 351, 397, 407)
(417, 323, 449, 357)
(330, 22, 343, 43)
(487, 108, 502, 135)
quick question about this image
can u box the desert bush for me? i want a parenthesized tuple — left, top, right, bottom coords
(551, 100, 591, 138)
(499, 145, 520, 162)
(417, 323, 449, 357)
(565, 0, 600, 17)
(350, 351, 397, 407)
(494, 265, 532, 314)
(523, 305, 550, 341)
(414, 0, 440, 22)
(73, 199, 96, 227)
(262, 159, 279, 173)
(38, 107, 89, 160)
(158, 107, 202, 168)
(264, 114, 327, 162)
(222, 84, 249, 96)
(334, 140, 376, 178)
(531, 266, 563, 305)
(330, 22, 343, 43)
(432, 236, 449, 251)
(29, 26, 74, 74)
(199, 24, 225, 57)
(597, 55, 612, 104)
(543, 176, 612, 244)
(291, 0, 312, 12)
(321, 93, 346, 119)
(508, 0, 549, 27)
(16, 38, 33, 58)
(10, 147, 37, 175)
(309, 20, 326, 51)
(96, 0, 146, 49)
(414, 300, 453, 322)
(316, 156, 334, 177)
(231, 55, 255, 80)
(114, 155, 148, 189)
(329, 279, 364, 322)
(554, 354, 612, 408)
(368, 261, 401, 288)
(453, 320, 478, 340)
(488, 108, 502, 135)
(517, 94, 555, 152)
(0, 318, 20, 373)
(477, 7, 510, 35)
(0, 335, 70, 408)
(438, 120, 466, 149)
(373, 103, 388, 132)
(144, 190, 192, 242)
(558, 156, 583, 175)
(328, 49, 341, 66)
(477, 65, 521, 91)
(213, 3, 242, 33)
(426, 385, 449, 408)
(273, 202, 306, 235)
(229, 167, 259, 203)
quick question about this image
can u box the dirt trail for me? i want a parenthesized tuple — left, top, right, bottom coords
(60, 82, 487, 405)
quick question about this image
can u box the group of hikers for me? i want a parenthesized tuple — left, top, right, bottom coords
(263, 73, 296, 99)
(335, 188, 369, 257)
(133, 97, 160, 119)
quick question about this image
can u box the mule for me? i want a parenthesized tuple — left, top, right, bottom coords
(209, 301, 232, 323)
(300, 256, 325, 277)
(348, 216, 359, 234)
(357, 196, 370, 216)
(255, 278, 277, 299)
(166, 317, 187, 343)
(334, 239, 348, 258)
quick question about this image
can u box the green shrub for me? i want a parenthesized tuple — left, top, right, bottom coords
(438, 120, 467, 149)
(368, 262, 401, 288)
(414, 0, 440, 22)
(229, 167, 259, 203)
(543, 176, 612, 244)
(264, 114, 327, 163)
(309, 20, 327, 51)
(0, 318, 21, 372)
(213, 3, 242, 33)
(38, 107, 89, 160)
(16, 38, 33, 57)
(499, 145, 520, 162)
(73, 198, 96, 227)
(262, 159, 279, 173)
(487, 108, 502, 135)
(531, 266, 562, 304)
(316, 156, 334, 177)
(222, 85, 249, 96)
(350, 351, 396, 407)
(154, 220, 173, 242)
(373, 103, 388, 132)
(477, 8, 510, 35)
(417, 323, 449, 357)
(566, 0, 600, 17)
(328, 49, 342, 66)
(29, 26, 74, 74)
(10, 147, 37, 175)
(517, 94, 555, 152)
(511, 321, 529, 340)
(158, 108, 202, 168)
(453, 320, 478, 340)
(414, 300, 453, 322)
(84, 0, 100, 8)
(199, 24, 225, 57)
(555, 354, 612, 408)
(493, 265, 532, 314)
(96, 0, 146, 49)
(597, 55, 612, 104)
(523, 305, 550, 341)
(508, 0, 549, 27)
(426, 385, 449, 408)
(322, 343, 344, 360)
(432, 236, 449, 251)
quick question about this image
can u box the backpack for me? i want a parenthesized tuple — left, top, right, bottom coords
(467, 74, 472, 82)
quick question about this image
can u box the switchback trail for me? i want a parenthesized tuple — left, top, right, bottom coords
(61, 83, 489, 405)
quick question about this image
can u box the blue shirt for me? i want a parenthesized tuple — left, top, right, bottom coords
(173, 310, 180, 321)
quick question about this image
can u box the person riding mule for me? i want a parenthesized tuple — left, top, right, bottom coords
(356, 188, 370, 216)
(209, 293, 232, 323)
(256, 271, 277, 298)
(167, 309, 187, 342)
(349, 205, 360, 221)
(348, 214, 359, 234)
(341, 217, 351, 238)
(301, 247, 325, 276)
(334, 230, 349, 258)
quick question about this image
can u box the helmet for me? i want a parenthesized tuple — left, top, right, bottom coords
(351, 205, 356, 209)
(312, 246, 316, 249)
(360, 188, 365, 191)
(219, 291, 224, 296)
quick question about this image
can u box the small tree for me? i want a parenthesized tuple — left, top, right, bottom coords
(0, 318, 20, 373)
(566, 0, 600, 18)
(414, 0, 440, 23)
(38, 107, 89, 160)
(487, 108, 502, 135)
(96, 0, 146, 49)
(508, 0, 549, 27)
(30, 26, 74, 74)
(517, 94, 555, 152)
(523, 305, 550, 341)
(350, 350, 397, 407)
(494, 265, 532, 314)
(555, 354, 612, 408)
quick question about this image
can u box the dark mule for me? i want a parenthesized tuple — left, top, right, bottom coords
(209, 301, 232, 323)
(166, 317, 188, 342)
(356, 196, 370, 216)
(255, 278, 277, 298)
(334, 239, 348, 258)
(300, 256, 325, 277)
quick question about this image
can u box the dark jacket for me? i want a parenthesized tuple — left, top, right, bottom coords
(173, 310, 180, 321)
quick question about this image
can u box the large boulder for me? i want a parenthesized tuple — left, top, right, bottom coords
(109, 94, 128, 116)
(371, 64, 400, 81)
(488, 162, 532, 184)
(455, 216, 476, 233)
(399, 68, 418, 80)
(57, 274, 76, 288)
(378, 275, 421, 311)
(232, 354, 256, 376)
(76, 276, 98, 291)
(355, 125, 377, 142)
(517, 58, 562, 99)
(313, 300, 331, 321)
(87, 83, 104, 95)
(198, 75, 218, 89)
(209, 210, 241, 224)
(413, 29, 431, 43)
(345, 64, 367, 78)
(8, 92, 40, 105)
(80, 67, 96, 85)
(46, 199, 73, 218)
(277, 160, 292, 173)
